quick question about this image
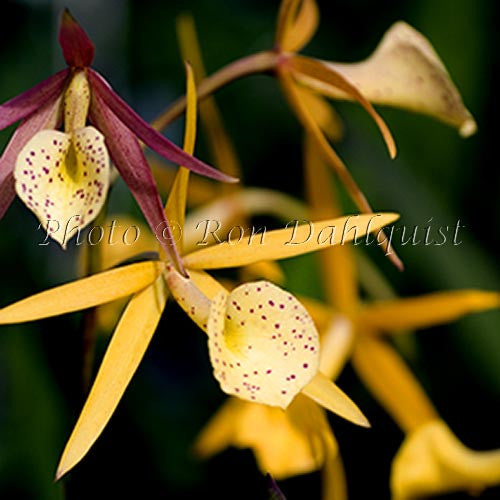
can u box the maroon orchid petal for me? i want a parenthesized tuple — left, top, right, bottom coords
(0, 69, 68, 131)
(0, 93, 63, 219)
(90, 91, 186, 275)
(87, 69, 237, 183)
(58, 9, 95, 68)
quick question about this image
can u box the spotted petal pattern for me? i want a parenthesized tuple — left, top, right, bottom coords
(207, 281, 319, 409)
(14, 126, 109, 248)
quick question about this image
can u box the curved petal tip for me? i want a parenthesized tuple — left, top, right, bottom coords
(58, 9, 95, 68)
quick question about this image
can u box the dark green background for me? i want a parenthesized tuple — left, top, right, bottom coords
(0, 0, 498, 498)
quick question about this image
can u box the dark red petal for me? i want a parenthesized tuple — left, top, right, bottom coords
(0, 69, 68, 131)
(90, 92, 186, 275)
(58, 9, 95, 68)
(88, 69, 238, 184)
(0, 94, 63, 219)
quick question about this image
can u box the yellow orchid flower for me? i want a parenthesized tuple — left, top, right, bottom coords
(0, 63, 399, 481)
(153, 0, 475, 269)
(194, 138, 500, 499)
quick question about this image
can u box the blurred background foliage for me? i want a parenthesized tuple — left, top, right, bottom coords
(0, 0, 498, 498)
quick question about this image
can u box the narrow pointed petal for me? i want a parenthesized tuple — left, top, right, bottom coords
(318, 315, 354, 380)
(359, 290, 500, 332)
(301, 372, 369, 427)
(183, 213, 399, 270)
(164, 62, 197, 251)
(304, 135, 357, 313)
(0, 69, 68, 130)
(392, 420, 500, 499)
(352, 336, 438, 433)
(297, 88, 343, 141)
(281, 0, 319, 52)
(58, 9, 95, 68)
(240, 261, 285, 285)
(89, 92, 185, 275)
(323, 450, 348, 500)
(0, 94, 63, 219)
(176, 15, 242, 184)
(88, 69, 237, 183)
(14, 127, 110, 248)
(207, 283, 319, 409)
(279, 73, 404, 270)
(303, 22, 477, 136)
(275, 0, 319, 52)
(0, 261, 162, 324)
(56, 277, 167, 480)
(289, 55, 396, 158)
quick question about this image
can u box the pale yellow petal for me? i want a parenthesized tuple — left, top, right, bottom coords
(304, 135, 357, 314)
(391, 420, 500, 499)
(301, 371, 369, 427)
(299, 22, 476, 136)
(207, 283, 319, 409)
(290, 55, 396, 158)
(56, 277, 168, 479)
(359, 290, 500, 333)
(164, 265, 214, 330)
(183, 213, 399, 270)
(300, 296, 335, 333)
(352, 336, 438, 433)
(318, 315, 354, 380)
(0, 261, 163, 324)
(15, 127, 110, 248)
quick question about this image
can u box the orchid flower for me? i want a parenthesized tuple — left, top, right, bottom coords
(0, 9, 235, 272)
(193, 137, 500, 499)
(153, 0, 476, 269)
(0, 64, 398, 480)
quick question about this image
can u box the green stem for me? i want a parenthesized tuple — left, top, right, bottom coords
(151, 51, 279, 132)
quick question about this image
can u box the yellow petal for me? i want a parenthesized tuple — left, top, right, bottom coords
(289, 55, 396, 158)
(0, 261, 162, 324)
(56, 276, 168, 479)
(183, 213, 399, 270)
(300, 22, 477, 136)
(391, 419, 500, 499)
(301, 372, 369, 427)
(195, 395, 337, 480)
(297, 87, 343, 142)
(182, 187, 308, 253)
(207, 282, 319, 409)
(352, 336, 438, 433)
(318, 315, 354, 380)
(176, 14, 242, 184)
(78, 215, 157, 273)
(151, 159, 218, 206)
(300, 296, 334, 333)
(304, 135, 357, 314)
(276, 0, 319, 52)
(323, 448, 347, 500)
(279, 73, 404, 270)
(163, 62, 197, 256)
(14, 127, 110, 248)
(359, 290, 500, 333)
